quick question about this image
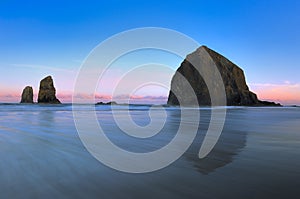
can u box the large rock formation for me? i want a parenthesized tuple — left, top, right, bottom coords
(20, 86, 34, 103)
(38, 76, 61, 104)
(167, 46, 280, 106)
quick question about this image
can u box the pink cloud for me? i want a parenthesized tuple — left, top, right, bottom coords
(0, 92, 21, 102)
(250, 82, 300, 105)
(70, 92, 168, 104)
(2, 82, 299, 105)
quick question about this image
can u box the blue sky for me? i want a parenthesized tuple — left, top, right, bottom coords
(0, 0, 299, 104)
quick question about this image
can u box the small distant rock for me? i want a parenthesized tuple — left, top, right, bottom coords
(38, 76, 61, 104)
(96, 101, 118, 105)
(257, 101, 281, 107)
(20, 86, 34, 103)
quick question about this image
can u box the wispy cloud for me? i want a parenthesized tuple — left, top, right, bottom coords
(0, 93, 20, 102)
(72, 59, 84, 64)
(71, 92, 168, 104)
(11, 64, 77, 73)
(249, 82, 300, 88)
(249, 81, 300, 104)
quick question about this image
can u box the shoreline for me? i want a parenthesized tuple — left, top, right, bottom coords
(0, 102, 299, 108)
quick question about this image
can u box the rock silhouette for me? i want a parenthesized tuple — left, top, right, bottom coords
(96, 101, 118, 105)
(167, 46, 281, 106)
(20, 86, 34, 103)
(38, 76, 61, 104)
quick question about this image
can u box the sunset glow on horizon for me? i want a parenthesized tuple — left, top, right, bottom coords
(1, 82, 299, 105)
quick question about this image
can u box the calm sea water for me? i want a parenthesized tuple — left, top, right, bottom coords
(0, 104, 299, 199)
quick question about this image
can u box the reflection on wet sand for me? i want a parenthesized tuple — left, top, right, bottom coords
(185, 109, 248, 174)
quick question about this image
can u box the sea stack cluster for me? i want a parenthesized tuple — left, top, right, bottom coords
(20, 46, 280, 107)
(20, 75, 61, 104)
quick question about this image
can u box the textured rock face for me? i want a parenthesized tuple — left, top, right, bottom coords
(167, 46, 280, 106)
(20, 86, 34, 103)
(38, 76, 61, 104)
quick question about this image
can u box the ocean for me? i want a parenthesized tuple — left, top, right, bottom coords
(0, 104, 299, 199)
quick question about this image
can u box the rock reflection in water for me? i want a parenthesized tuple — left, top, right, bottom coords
(185, 108, 248, 174)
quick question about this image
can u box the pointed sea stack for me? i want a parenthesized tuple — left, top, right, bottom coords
(167, 46, 281, 106)
(20, 86, 34, 103)
(38, 76, 61, 104)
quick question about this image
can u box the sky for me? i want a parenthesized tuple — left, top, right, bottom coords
(0, 0, 299, 105)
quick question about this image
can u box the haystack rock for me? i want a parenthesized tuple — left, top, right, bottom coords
(167, 46, 281, 106)
(20, 86, 34, 103)
(38, 76, 61, 104)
